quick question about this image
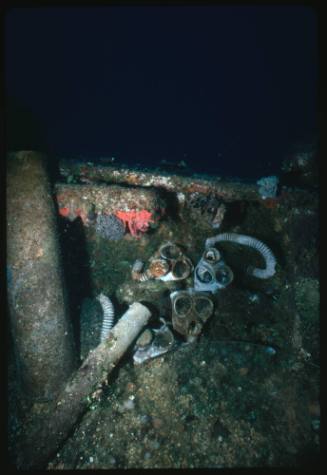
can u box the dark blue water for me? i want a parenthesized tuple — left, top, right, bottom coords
(5, 6, 318, 179)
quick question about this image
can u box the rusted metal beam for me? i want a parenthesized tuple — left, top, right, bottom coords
(59, 160, 261, 202)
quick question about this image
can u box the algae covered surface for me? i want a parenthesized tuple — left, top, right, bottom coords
(46, 175, 319, 469)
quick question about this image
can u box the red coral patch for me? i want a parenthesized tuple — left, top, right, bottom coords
(115, 209, 154, 237)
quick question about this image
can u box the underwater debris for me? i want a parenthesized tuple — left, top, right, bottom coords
(205, 233, 277, 279)
(132, 242, 193, 282)
(135, 328, 153, 348)
(155, 242, 193, 281)
(94, 213, 125, 241)
(96, 293, 115, 342)
(14, 302, 152, 470)
(133, 318, 175, 364)
(9, 151, 319, 470)
(194, 247, 234, 293)
(256, 175, 279, 200)
(170, 289, 214, 342)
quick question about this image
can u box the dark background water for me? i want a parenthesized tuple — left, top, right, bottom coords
(5, 6, 318, 179)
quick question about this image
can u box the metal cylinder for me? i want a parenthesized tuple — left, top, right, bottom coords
(7, 151, 76, 400)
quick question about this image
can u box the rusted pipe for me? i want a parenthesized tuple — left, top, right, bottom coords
(7, 151, 76, 401)
(16, 302, 152, 469)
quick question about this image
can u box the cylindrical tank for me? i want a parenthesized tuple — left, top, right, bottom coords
(7, 151, 76, 400)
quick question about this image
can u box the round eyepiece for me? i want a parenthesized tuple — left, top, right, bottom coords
(173, 295, 192, 317)
(160, 242, 182, 260)
(196, 266, 214, 283)
(172, 258, 192, 279)
(194, 296, 214, 319)
(203, 247, 221, 263)
(215, 265, 234, 286)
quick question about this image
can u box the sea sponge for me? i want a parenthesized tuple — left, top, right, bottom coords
(257, 175, 279, 199)
(94, 213, 125, 240)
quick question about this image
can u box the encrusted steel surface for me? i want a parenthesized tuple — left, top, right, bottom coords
(59, 160, 261, 202)
(55, 183, 164, 227)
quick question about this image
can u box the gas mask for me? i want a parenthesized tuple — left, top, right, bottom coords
(150, 242, 194, 281)
(194, 247, 233, 293)
(170, 289, 214, 342)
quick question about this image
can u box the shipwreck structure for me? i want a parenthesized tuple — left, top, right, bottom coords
(7, 151, 318, 469)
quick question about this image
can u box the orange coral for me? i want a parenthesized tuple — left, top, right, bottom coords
(115, 209, 154, 237)
(59, 207, 70, 217)
(58, 204, 88, 224)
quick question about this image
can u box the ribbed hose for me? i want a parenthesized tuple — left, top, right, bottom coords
(131, 259, 151, 281)
(96, 293, 115, 342)
(205, 233, 276, 279)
